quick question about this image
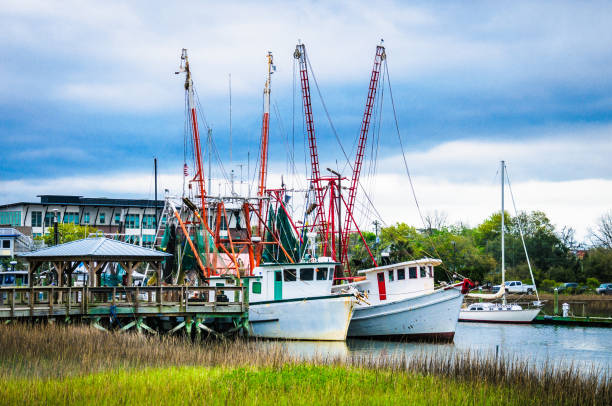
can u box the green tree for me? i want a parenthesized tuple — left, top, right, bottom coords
(583, 248, 612, 282)
(42, 223, 101, 245)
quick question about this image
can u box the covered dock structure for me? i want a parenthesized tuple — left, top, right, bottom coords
(0, 238, 248, 337)
(18, 237, 169, 287)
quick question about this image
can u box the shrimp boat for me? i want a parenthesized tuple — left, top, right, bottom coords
(246, 260, 354, 340)
(164, 49, 355, 341)
(459, 161, 541, 324)
(332, 259, 468, 341)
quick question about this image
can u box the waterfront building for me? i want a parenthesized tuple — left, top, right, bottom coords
(0, 195, 163, 247)
(0, 228, 33, 258)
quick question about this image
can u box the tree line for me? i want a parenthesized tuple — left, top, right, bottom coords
(348, 210, 612, 289)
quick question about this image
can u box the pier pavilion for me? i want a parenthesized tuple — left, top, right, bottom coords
(0, 238, 248, 337)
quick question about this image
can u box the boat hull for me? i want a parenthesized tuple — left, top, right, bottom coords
(459, 308, 541, 323)
(347, 287, 463, 341)
(249, 294, 354, 341)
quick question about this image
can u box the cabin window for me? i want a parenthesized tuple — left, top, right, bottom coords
(428, 266, 434, 278)
(329, 269, 334, 280)
(300, 268, 314, 281)
(283, 269, 296, 282)
(408, 267, 417, 279)
(2, 240, 10, 248)
(388, 270, 394, 281)
(275, 272, 282, 282)
(252, 281, 262, 294)
(316, 268, 328, 280)
(420, 266, 427, 278)
(397, 269, 405, 280)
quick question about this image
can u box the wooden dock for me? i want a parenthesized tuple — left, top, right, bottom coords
(0, 285, 249, 338)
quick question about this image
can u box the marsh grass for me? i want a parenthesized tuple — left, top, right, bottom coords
(0, 324, 609, 405)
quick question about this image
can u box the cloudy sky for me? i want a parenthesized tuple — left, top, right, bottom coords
(1, 0, 611, 241)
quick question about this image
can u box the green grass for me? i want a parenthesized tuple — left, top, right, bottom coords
(2, 364, 546, 406)
(0, 323, 609, 405)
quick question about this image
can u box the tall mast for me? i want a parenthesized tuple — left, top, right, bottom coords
(501, 160, 506, 305)
(258, 52, 274, 199)
(257, 52, 274, 234)
(177, 49, 208, 217)
(294, 43, 328, 255)
(341, 42, 385, 265)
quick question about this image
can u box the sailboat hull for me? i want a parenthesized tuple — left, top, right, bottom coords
(249, 294, 354, 341)
(459, 308, 540, 323)
(347, 287, 463, 341)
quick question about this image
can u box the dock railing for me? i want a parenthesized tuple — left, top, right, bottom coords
(0, 285, 246, 319)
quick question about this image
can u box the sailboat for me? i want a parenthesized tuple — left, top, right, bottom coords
(459, 161, 541, 324)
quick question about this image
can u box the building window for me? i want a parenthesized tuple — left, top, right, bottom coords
(84, 212, 90, 224)
(388, 270, 394, 281)
(64, 212, 79, 224)
(115, 214, 121, 224)
(252, 281, 262, 294)
(283, 269, 296, 282)
(0, 211, 21, 226)
(33, 233, 42, 238)
(2, 240, 10, 248)
(99, 213, 106, 224)
(142, 214, 156, 229)
(409, 267, 417, 279)
(126, 235, 140, 245)
(31, 211, 42, 227)
(316, 268, 328, 280)
(300, 268, 314, 281)
(397, 268, 406, 280)
(142, 234, 155, 248)
(125, 214, 140, 229)
(44, 213, 56, 227)
(420, 266, 427, 278)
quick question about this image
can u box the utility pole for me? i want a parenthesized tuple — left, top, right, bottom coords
(373, 220, 380, 263)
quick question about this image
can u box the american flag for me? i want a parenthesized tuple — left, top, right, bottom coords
(183, 163, 189, 177)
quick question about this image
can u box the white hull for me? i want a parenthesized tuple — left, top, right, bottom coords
(459, 307, 540, 323)
(347, 287, 463, 341)
(249, 295, 354, 341)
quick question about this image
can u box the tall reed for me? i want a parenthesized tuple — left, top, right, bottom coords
(0, 323, 609, 405)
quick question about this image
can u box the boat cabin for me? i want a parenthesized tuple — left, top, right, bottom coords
(465, 302, 522, 311)
(247, 261, 337, 303)
(336, 258, 440, 305)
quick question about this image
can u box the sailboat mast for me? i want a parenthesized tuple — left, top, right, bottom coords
(501, 160, 506, 305)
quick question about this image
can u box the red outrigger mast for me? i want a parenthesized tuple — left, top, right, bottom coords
(294, 43, 330, 256)
(341, 43, 386, 265)
(293, 43, 383, 271)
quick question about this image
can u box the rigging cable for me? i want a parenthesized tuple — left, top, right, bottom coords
(305, 53, 386, 226)
(383, 60, 456, 280)
(504, 164, 541, 303)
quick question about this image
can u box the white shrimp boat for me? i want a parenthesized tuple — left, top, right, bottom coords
(247, 261, 355, 341)
(459, 161, 541, 323)
(332, 258, 466, 341)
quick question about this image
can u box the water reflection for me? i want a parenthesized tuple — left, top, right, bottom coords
(253, 323, 612, 375)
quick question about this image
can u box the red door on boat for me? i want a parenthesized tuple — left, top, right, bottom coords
(377, 272, 386, 300)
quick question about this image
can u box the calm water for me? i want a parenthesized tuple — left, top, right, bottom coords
(260, 323, 612, 374)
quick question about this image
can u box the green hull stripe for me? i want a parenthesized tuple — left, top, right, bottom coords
(251, 293, 352, 306)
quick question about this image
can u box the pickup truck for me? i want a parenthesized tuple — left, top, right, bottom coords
(596, 283, 612, 295)
(492, 280, 536, 294)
